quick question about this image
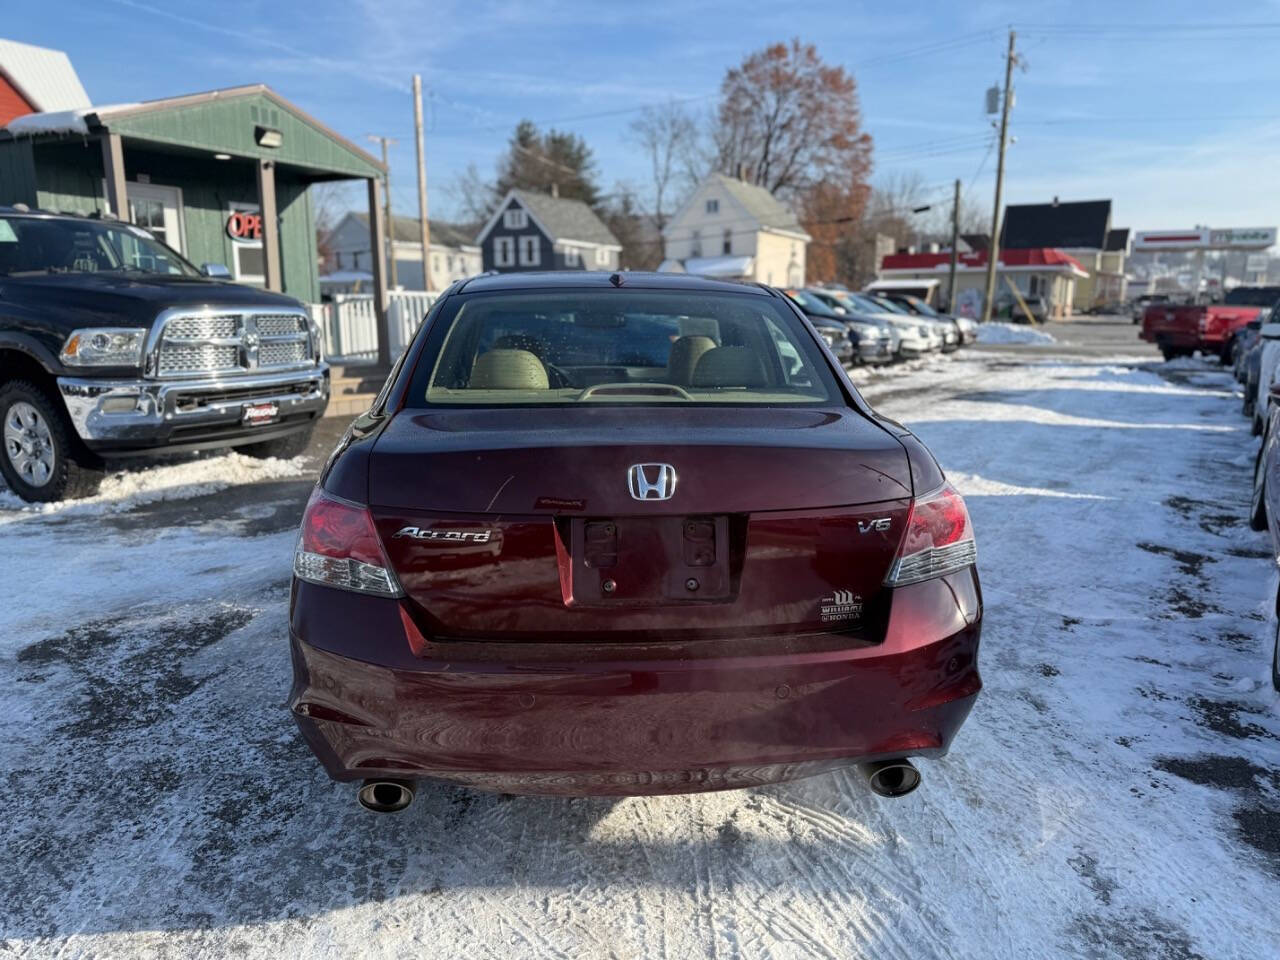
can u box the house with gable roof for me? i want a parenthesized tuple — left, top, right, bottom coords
(476, 188, 621, 273)
(660, 172, 810, 286)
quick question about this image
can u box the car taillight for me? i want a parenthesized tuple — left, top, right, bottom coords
(293, 488, 402, 596)
(885, 483, 977, 586)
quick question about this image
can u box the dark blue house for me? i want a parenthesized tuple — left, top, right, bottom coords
(476, 188, 621, 273)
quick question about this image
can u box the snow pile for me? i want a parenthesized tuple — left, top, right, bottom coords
(0, 452, 309, 523)
(1161, 355, 1219, 370)
(975, 322, 1056, 345)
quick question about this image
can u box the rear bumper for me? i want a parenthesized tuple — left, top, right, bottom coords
(57, 366, 329, 454)
(854, 341, 896, 364)
(288, 571, 983, 795)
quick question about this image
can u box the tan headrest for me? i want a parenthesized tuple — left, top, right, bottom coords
(691, 346, 768, 388)
(470, 349, 549, 390)
(666, 335, 717, 384)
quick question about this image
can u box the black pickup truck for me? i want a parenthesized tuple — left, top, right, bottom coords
(0, 207, 329, 502)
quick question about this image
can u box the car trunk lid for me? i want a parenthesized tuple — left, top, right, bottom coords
(370, 406, 912, 643)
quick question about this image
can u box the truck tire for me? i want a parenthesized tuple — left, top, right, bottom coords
(1160, 346, 1182, 361)
(0, 379, 104, 502)
(236, 424, 315, 460)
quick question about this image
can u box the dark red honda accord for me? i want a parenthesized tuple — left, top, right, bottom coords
(289, 272, 981, 810)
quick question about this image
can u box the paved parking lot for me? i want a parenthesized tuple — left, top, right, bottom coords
(3, 320, 1278, 959)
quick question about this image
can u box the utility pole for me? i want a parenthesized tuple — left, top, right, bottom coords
(368, 135, 398, 289)
(981, 29, 1016, 324)
(412, 75, 433, 291)
(948, 178, 961, 312)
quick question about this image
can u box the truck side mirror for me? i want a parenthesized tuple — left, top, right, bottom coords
(202, 263, 232, 279)
(1261, 322, 1280, 340)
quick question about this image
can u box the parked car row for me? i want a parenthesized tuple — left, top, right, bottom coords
(1240, 296, 1280, 690)
(778, 286, 976, 365)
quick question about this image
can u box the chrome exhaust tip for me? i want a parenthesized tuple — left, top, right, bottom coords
(858, 759, 920, 798)
(357, 778, 416, 813)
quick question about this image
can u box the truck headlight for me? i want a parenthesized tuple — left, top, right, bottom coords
(61, 328, 147, 367)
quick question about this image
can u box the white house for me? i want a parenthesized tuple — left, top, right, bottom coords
(660, 173, 810, 286)
(323, 212, 482, 292)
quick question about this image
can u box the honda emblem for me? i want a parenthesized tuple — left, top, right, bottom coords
(627, 463, 677, 501)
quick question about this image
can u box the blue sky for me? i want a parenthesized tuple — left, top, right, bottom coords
(14, 0, 1280, 234)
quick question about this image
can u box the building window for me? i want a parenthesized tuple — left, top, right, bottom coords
(227, 200, 264, 286)
(433, 255, 440, 272)
(494, 236, 515, 267)
(595, 247, 609, 266)
(334, 252, 343, 269)
(705, 198, 719, 214)
(692, 229, 702, 257)
(503, 207, 528, 230)
(518, 234, 540, 266)
(447, 255, 454, 271)
(722, 229, 732, 255)
(564, 247, 581, 267)
(1029, 275, 1041, 295)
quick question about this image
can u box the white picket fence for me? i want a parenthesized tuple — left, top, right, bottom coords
(308, 290, 439, 364)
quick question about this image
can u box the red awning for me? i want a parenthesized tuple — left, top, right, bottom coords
(882, 247, 1087, 273)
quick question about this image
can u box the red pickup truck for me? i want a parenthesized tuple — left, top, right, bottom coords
(1142, 286, 1280, 361)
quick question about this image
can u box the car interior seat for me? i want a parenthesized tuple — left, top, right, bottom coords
(491, 333, 547, 360)
(666, 335, 717, 385)
(470, 349, 550, 390)
(691, 345, 769, 389)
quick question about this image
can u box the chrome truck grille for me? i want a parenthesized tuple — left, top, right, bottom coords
(149, 309, 315, 379)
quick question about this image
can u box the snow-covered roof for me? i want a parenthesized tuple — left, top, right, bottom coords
(0, 38, 90, 113)
(683, 254, 754, 278)
(4, 103, 139, 136)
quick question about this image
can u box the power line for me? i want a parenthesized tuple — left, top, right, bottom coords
(965, 135, 998, 195)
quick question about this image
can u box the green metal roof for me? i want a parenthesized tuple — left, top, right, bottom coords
(92, 85, 384, 180)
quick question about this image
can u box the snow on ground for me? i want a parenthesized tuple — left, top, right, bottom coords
(0, 451, 309, 523)
(975, 321, 1057, 345)
(2, 342, 1278, 959)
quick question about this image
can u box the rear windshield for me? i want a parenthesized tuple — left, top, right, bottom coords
(406, 288, 842, 406)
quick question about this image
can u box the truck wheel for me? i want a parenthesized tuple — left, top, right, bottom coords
(237, 424, 315, 460)
(0, 380, 103, 503)
(1160, 346, 1180, 361)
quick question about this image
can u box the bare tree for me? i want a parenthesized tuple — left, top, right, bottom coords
(446, 162, 500, 226)
(628, 102, 700, 233)
(310, 182, 348, 272)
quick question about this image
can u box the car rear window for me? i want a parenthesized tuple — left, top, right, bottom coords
(405, 288, 842, 406)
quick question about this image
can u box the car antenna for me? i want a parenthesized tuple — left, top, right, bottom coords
(609, 272, 623, 287)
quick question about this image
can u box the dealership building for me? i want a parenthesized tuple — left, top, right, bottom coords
(0, 41, 389, 311)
